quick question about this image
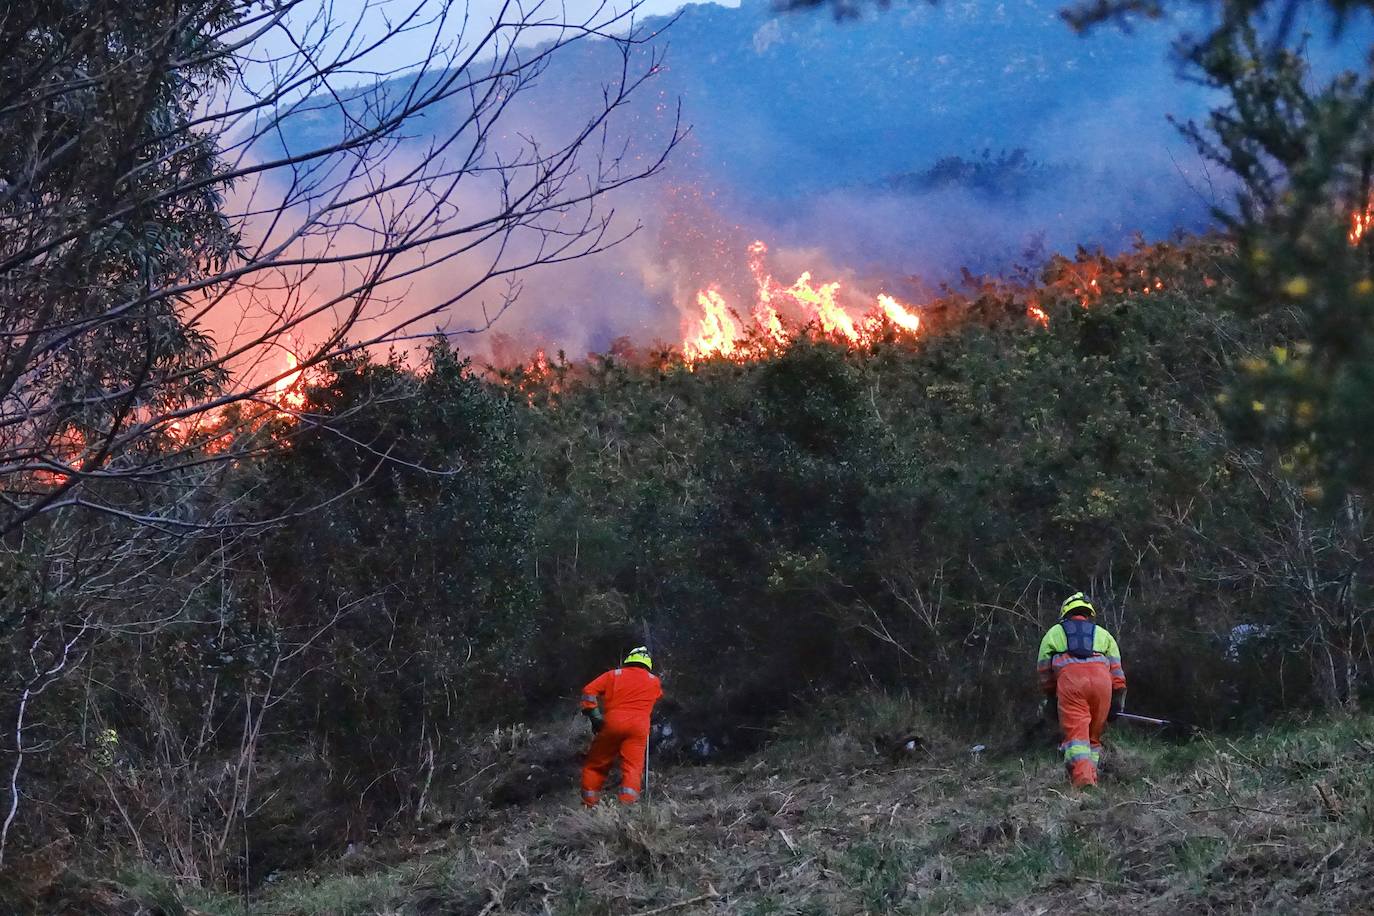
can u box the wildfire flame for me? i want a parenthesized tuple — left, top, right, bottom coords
(272, 351, 306, 411)
(683, 289, 743, 362)
(877, 294, 922, 333)
(676, 238, 1206, 358)
(681, 241, 923, 363)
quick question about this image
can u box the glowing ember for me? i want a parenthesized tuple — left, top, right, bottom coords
(1351, 194, 1373, 246)
(1045, 260, 1169, 308)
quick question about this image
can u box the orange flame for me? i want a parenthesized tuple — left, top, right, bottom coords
(753, 301, 789, 347)
(785, 272, 859, 342)
(683, 288, 743, 362)
(681, 241, 925, 364)
(273, 351, 306, 411)
(678, 240, 1199, 364)
(1351, 191, 1374, 246)
(877, 294, 921, 334)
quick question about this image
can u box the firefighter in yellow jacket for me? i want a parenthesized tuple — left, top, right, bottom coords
(1037, 592, 1126, 788)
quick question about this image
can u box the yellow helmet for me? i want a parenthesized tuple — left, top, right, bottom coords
(1059, 592, 1096, 618)
(623, 646, 653, 670)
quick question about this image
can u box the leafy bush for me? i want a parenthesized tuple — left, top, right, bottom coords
(22, 239, 1374, 890)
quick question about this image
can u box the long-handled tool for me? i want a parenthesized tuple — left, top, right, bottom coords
(1117, 711, 1199, 738)
(641, 618, 653, 804)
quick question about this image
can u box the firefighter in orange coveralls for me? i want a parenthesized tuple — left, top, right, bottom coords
(579, 647, 662, 806)
(1037, 593, 1127, 788)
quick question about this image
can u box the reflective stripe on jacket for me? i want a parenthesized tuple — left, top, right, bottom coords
(1036, 617, 1126, 695)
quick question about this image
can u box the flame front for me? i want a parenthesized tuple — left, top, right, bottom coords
(677, 241, 1196, 362)
(681, 241, 923, 364)
(683, 288, 743, 362)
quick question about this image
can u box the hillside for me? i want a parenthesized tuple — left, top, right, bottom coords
(47, 702, 1374, 914)
(8, 0, 1374, 913)
(260, 0, 1240, 351)
(6, 239, 1372, 913)
(258, 0, 1374, 354)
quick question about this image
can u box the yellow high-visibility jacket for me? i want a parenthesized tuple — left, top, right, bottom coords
(1036, 619, 1126, 696)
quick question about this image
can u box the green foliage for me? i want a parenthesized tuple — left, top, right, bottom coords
(27, 240, 1374, 893)
(0, 0, 241, 453)
(518, 244, 1270, 730)
(241, 342, 537, 801)
(1061, 0, 1374, 498)
(1176, 22, 1374, 499)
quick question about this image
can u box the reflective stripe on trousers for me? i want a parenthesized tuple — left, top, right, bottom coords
(581, 721, 649, 804)
(1055, 662, 1111, 788)
(1060, 740, 1101, 766)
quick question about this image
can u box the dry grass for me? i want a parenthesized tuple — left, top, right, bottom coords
(52, 699, 1374, 915)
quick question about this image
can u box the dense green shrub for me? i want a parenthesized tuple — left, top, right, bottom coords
(28, 240, 1372, 889)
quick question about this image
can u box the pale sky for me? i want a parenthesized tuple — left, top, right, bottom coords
(243, 0, 736, 93)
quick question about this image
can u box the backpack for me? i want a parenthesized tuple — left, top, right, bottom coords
(1060, 617, 1097, 659)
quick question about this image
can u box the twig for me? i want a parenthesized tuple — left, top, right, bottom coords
(1185, 802, 1286, 817)
(477, 868, 515, 916)
(628, 888, 720, 916)
(1315, 783, 1344, 820)
(1108, 793, 1196, 811)
(1073, 875, 1137, 889)
(1225, 741, 1265, 770)
(458, 761, 500, 789)
(1315, 841, 1346, 873)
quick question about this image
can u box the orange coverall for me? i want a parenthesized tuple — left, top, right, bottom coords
(1037, 615, 1127, 788)
(579, 665, 662, 805)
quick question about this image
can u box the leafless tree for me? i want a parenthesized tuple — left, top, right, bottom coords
(1186, 451, 1374, 711)
(1, 0, 679, 532)
(0, 0, 680, 866)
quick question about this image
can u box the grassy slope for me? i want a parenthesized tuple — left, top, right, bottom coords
(115, 699, 1374, 915)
